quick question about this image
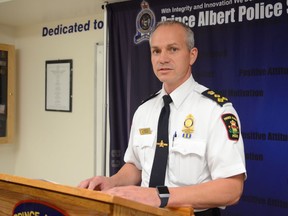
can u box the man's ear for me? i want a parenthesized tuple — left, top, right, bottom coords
(190, 47, 198, 66)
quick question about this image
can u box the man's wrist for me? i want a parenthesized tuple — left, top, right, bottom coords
(156, 186, 170, 208)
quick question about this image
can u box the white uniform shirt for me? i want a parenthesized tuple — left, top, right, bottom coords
(124, 75, 246, 187)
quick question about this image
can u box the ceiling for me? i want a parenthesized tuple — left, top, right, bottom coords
(0, 0, 128, 27)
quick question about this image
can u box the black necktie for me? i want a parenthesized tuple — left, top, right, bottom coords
(149, 95, 172, 187)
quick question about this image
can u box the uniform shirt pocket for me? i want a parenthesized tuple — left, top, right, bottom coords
(171, 138, 206, 157)
(132, 133, 156, 171)
(169, 137, 208, 185)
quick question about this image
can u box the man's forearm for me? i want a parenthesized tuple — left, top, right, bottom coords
(168, 174, 245, 209)
(111, 163, 142, 187)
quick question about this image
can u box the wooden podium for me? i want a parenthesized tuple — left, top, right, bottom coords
(0, 174, 193, 216)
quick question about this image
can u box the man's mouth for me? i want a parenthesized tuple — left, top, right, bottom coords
(157, 66, 173, 72)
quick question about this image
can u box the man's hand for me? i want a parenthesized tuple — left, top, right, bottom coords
(105, 185, 160, 207)
(78, 176, 115, 191)
(78, 163, 142, 191)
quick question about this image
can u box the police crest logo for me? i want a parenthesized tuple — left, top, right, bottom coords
(222, 113, 240, 141)
(134, 0, 156, 44)
(13, 200, 67, 216)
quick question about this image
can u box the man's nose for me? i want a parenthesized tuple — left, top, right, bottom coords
(158, 51, 170, 63)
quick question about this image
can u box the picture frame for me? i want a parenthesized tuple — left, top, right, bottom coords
(45, 59, 73, 112)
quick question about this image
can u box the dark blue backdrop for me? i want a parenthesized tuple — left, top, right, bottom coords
(107, 0, 288, 215)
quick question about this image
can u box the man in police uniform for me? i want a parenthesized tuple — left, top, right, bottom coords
(79, 20, 246, 215)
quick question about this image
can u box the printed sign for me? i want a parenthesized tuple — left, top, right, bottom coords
(13, 200, 67, 216)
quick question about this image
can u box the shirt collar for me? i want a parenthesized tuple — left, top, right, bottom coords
(160, 75, 196, 109)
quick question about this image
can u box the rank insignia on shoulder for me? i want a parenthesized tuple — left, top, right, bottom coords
(202, 89, 230, 106)
(222, 114, 240, 141)
(141, 91, 160, 105)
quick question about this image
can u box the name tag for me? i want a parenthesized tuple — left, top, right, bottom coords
(139, 128, 152, 135)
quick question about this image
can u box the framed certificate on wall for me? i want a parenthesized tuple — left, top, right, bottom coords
(0, 43, 15, 144)
(45, 59, 73, 112)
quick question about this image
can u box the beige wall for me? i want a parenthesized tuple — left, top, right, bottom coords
(0, 24, 18, 176)
(0, 14, 105, 186)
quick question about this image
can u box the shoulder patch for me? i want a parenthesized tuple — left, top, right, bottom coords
(202, 89, 230, 107)
(221, 113, 240, 141)
(141, 91, 160, 105)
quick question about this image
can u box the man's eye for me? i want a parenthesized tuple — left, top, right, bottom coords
(152, 50, 160, 55)
(169, 47, 178, 52)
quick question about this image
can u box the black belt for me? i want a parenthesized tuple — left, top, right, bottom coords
(194, 208, 221, 216)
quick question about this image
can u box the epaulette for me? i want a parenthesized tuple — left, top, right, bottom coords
(202, 89, 230, 107)
(141, 91, 160, 105)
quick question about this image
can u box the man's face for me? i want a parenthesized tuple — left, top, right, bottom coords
(150, 24, 197, 93)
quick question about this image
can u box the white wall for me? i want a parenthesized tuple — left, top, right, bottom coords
(0, 14, 105, 186)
